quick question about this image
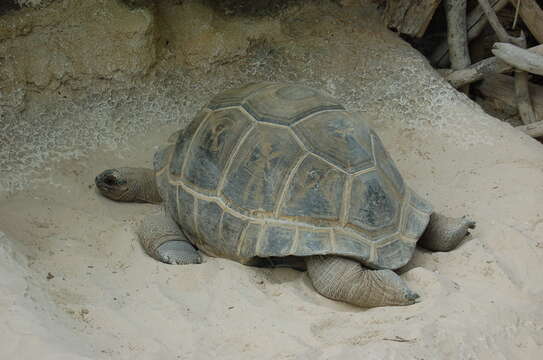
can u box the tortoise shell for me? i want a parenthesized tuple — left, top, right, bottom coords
(154, 83, 432, 270)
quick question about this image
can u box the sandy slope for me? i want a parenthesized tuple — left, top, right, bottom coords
(2, 104, 543, 360)
(1, 1, 543, 359)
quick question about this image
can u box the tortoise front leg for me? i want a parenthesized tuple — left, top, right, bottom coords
(418, 213, 476, 252)
(305, 256, 419, 308)
(138, 214, 202, 265)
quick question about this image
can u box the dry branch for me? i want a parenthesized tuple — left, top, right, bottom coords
(431, 0, 508, 66)
(513, 34, 537, 124)
(491, 42, 543, 76)
(509, 0, 543, 44)
(478, 75, 543, 137)
(446, 57, 509, 87)
(514, 70, 537, 124)
(475, 3, 535, 124)
(477, 0, 522, 45)
(384, 0, 441, 37)
(517, 120, 543, 138)
(477, 74, 543, 119)
(445, 44, 543, 88)
(445, 0, 471, 70)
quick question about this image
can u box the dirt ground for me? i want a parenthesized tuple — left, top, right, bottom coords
(1, 1, 543, 359)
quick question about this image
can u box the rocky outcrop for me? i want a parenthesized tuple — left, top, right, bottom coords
(155, 0, 282, 69)
(0, 0, 287, 110)
(0, 0, 157, 108)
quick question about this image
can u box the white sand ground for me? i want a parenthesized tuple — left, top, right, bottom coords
(1, 1, 543, 359)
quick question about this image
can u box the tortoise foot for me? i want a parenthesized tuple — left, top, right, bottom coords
(156, 241, 202, 265)
(419, 213, 476, 252)
(306, 256, 419, 308)
(137, 214, 201, 264)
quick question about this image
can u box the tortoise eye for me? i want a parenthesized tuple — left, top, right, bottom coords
(104, 175, 117, 186)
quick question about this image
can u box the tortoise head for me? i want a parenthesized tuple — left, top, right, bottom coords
(95, 168, 131, 201)
(95, 167, 162, 203)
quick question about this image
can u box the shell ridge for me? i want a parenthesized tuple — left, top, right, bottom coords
(288, 227, 300, 254)
(255, 224, 267, 256)
(329, 229, 337, 253)
(288, 127, 350, 175)
(216, 123, 256, 195)
(340, 175, 353, 226)
(236, 222, 251, 258)
(180, 111, 212, 179)
(192, 197, 200, 241)
(273, 153, 309, 217)
(289, 106, 345, 127)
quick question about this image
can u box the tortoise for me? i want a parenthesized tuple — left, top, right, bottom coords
(95, 82, 475, 308)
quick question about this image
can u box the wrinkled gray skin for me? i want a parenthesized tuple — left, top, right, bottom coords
(96, 166, 475, 308)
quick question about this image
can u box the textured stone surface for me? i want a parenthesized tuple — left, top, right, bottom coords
(0, 0, 502, 194)
(155, 0, 282, 69)
(0, 0, 156, 89)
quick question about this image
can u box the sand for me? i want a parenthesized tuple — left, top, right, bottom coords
(1, 1, 543, 359)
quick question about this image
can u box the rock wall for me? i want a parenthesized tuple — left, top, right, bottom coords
(0, 0, 523, 195)
(155, 0, 282, 69)
(0, 0, 156, 103)
(0, 0, 289, 192)
(0, 0, 286, 99)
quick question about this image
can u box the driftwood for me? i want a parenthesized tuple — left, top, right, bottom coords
(446, 57, 510, 88)
(513, 35, 537, 124)
(492, 41, 541, 124)
(437, 68, 455, 78)
(477, 0, 523, 45)
(384, 0, 441, 37)
(512, 0, 520, 29)
(478, 75, 542, 137)
(476, 2, 535, 124)
(445, 0, 471, 70)
(491, 43, 543, 76)
(445, 43, 543, 88)
(477, 74, 543, 119)
(514, 70, 537, 124)
(431, 0, 508, 66)
(517, 120, 543, 138)
(509, 0, 543, 44)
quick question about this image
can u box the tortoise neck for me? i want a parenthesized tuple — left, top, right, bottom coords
(137, 169, 162, 204)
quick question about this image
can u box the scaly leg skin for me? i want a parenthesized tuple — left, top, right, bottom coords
(418, 213, 476, 252)
(305, 256, 419, 308)
(137, 214, 201, 265)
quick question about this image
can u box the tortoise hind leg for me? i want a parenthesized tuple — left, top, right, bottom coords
(138, 214, 201, 265)
(418, 213, 476, 252)
(305, 256, 419, 308)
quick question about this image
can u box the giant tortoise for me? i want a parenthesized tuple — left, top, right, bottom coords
(95, 82, 475, 308)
